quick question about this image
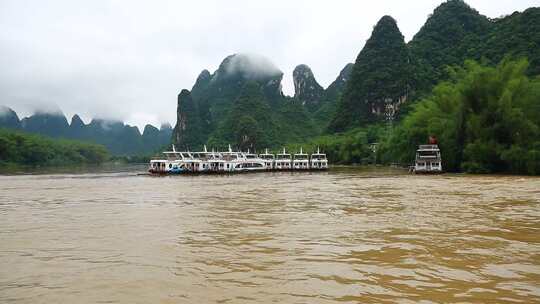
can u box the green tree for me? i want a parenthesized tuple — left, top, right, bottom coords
(328, 15, 410, 132)
(379, 58, 540, 174)
(0, 129, 109, 167)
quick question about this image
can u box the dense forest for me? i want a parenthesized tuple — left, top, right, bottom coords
(0, 128, 109, 167)
(379, 59, 540, 175)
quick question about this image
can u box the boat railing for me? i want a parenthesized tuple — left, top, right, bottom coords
(311, 154, 327, 160)
(418, 145, 439, 150)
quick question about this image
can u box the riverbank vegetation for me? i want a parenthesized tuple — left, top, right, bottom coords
(378, 58, 540, 175)
(285, 125, 385, 165)
(286, 58, 540, 175)
(0, 129, 109, 167)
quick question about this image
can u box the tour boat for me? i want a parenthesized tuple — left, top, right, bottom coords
(191, 146, 213, 172)
(275, 148, 292, 170)
(259, 149, 275, 170)
(203, 149, 221, 172)
(293, 147, 310, 170)
(310, 147, 328, 170)
(149, 145, 329, 174)
(220, 146, 245, 172)
(414, 143, 442, 173)
(235, 149, 267, 172)
(148, 145, 190, 174)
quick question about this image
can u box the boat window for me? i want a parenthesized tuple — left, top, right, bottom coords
(419, 151, 438, 157)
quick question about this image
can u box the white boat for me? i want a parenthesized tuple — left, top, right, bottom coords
(220, 147, 244, 172)
(236, 149, 267, 172)
(191, 146, 213, 172)
(149, 145, 329, 174)
(275, 148, 292, 170)
(259, 149, 275, 170)
(149, 145, 190, 174)
(293, 147, 309, 170)
(414, 144, 442, 173)
(206, 149, 226, 172)
(310, 147, 328, 170)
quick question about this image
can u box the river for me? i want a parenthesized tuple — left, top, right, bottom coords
(0, 167, 539, 303)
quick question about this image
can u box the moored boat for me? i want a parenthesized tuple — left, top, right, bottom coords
(235, 149, 266, 172)
(293, 147, 309, 170)
(309, 147, 328, 170)
(149, 145, 329, 174)
(413, 137, 442, 173)
(148, 145, 188, 174)
(275, 148, 292, 170)
(259, 149, 275, 170)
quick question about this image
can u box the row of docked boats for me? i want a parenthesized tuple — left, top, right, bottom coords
(148, 145, 328, 174)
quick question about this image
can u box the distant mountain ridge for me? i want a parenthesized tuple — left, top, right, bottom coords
(0, 106, 172, 155)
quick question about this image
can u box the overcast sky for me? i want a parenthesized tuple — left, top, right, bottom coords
(0, 0, 537, 129)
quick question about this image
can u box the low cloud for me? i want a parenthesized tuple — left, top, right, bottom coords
(223, 53, 283, 80)
(0, 105, 11, 116)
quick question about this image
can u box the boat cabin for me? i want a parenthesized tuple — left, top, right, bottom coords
(414, 144, 442, 173)
(293, 148, 309, 170)
(310, 147, 328, 170)
(258, 149, 275, 170)
(275, 148, 292, 169)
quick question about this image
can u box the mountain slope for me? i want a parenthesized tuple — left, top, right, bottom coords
(328, 16, 410, 132)
(0, 106, 21, 129)
(293, 64, 325, 111)
(408, 0, 492, 94)
(172, 89, 204, 150)
(172, 53, 318, 150)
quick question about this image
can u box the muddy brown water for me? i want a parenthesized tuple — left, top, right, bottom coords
(0, 167, 539, 303)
